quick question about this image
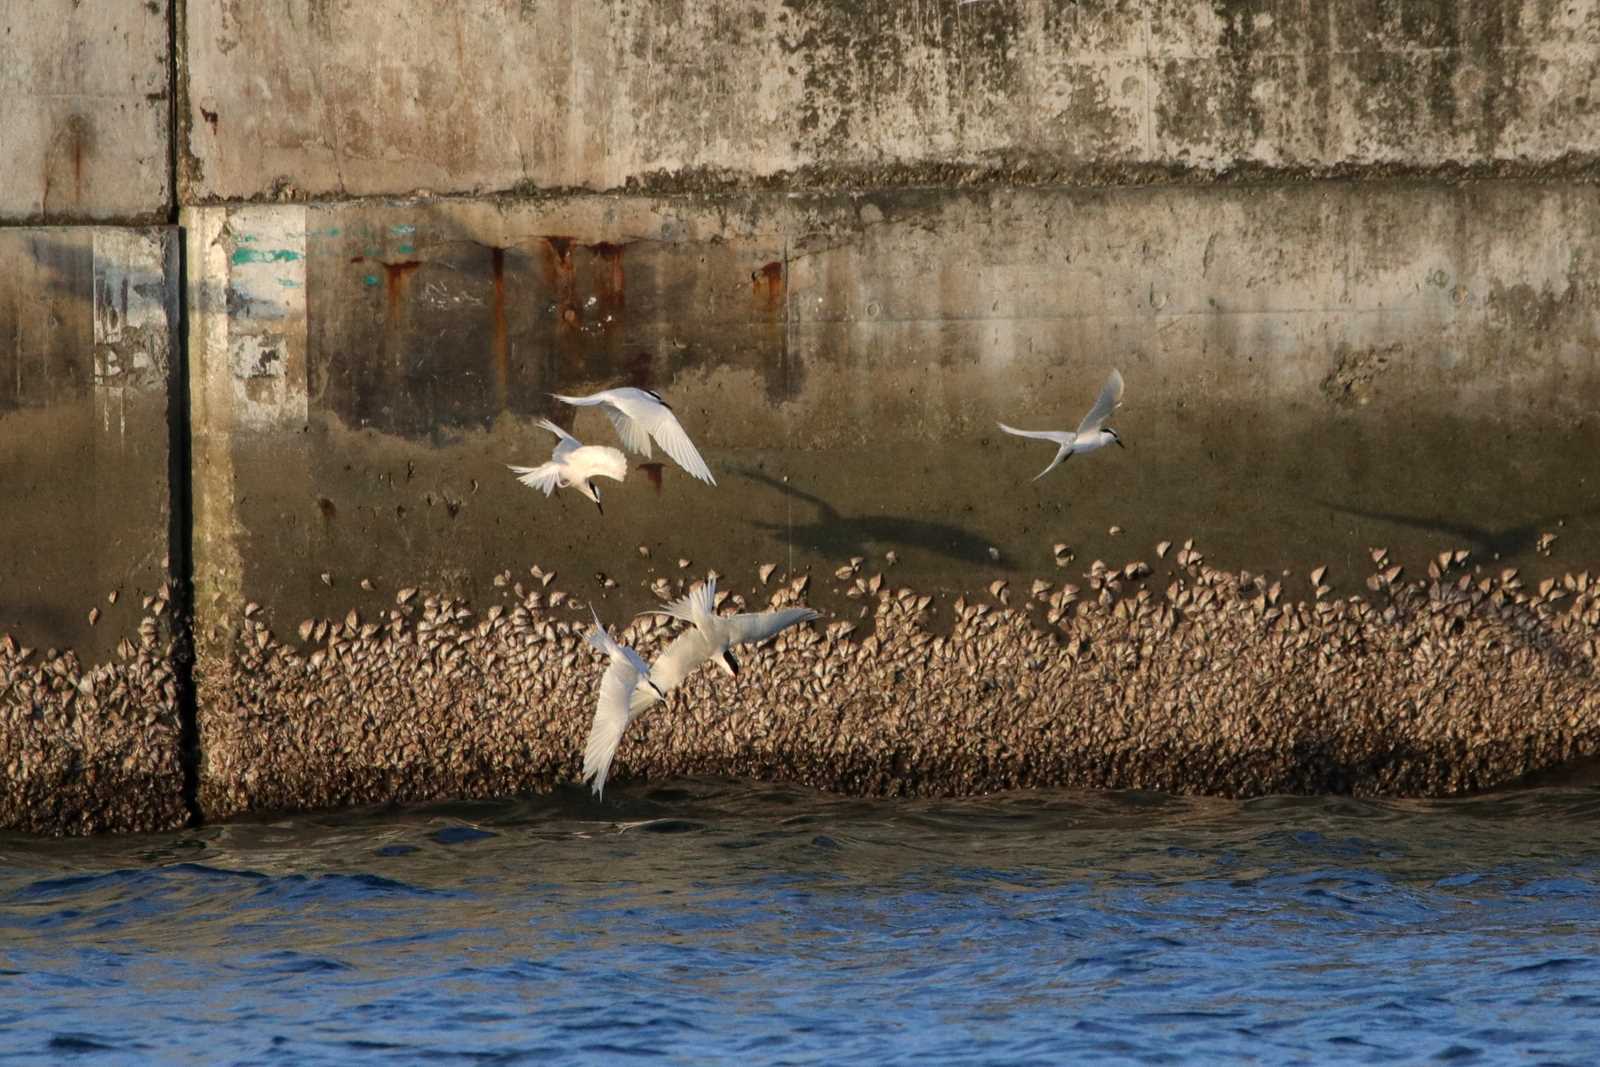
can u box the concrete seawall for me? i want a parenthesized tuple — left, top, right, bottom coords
(2, 1, 1599, 832)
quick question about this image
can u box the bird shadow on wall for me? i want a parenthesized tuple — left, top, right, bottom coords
(1320, 499, 1600, 674)
(1317, 501, 1600, 559)
(735, 467, 1002, 568)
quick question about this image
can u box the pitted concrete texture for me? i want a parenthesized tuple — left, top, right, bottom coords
(199, 552, 1600, 819)
(182, 0, 1600, 202)
(0, 228, 186, 834)
(0, 0, 171, 222)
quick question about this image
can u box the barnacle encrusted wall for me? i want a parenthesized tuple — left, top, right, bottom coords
(201, 550, 1600, 820)
(179, 188, 1600, 820)
(0, 229, 187, 834)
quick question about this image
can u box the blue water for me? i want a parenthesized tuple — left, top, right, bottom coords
(4, 781, 1600, 1064)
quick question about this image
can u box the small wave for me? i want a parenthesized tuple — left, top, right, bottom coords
(1500, 957, 1591, 976)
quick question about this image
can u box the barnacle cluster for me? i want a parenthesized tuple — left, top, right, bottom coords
(195, 543, 1600, 820)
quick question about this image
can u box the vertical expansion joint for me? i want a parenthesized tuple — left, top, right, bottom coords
(167, 227, 202, 827)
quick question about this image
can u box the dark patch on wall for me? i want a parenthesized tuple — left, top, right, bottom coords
(490, 245, 508, 410)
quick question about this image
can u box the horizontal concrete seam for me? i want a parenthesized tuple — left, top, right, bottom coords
(167, 165, 1600, 213)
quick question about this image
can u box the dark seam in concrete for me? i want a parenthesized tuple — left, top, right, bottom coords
(166, 0, 180, 225)
(166, 226, 202, 828)
(156, 154, 1600, 213)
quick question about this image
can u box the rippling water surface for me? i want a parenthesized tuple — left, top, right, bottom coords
(5, 781, 1600, 1064)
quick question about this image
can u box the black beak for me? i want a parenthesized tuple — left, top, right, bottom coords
(648, 678, 666, 700)
(1114, 436, 1126, 449)
(724, 650, 741, 677)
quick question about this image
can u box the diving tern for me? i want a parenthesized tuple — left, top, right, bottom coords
(580, 608, 666, 798)
(506, 419, 627, 514)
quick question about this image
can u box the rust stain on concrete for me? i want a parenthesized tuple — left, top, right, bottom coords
(753, 260, 784, 312)
(381, 260, 422, 312)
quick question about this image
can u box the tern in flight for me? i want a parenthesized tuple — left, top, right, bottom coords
(998, 369, 1126, 481)
(506, 419, 627, 514)
(578, 577, 816, 796)
(635, 576, 818, 701)
(551, 387, 717, 486)
(580, 608, 666, 798)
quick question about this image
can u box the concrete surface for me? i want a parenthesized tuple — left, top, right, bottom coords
(0, 0, 171, 222)
(0, 227, 187, 834)
(182, 0, 1600, 202)
(183, 184, 1600, 818)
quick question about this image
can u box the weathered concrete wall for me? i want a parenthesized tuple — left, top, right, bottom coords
(183, 184, 1600, 819)
(0, 228, 187, 834)
(4, 1, 1600, 831)
(0, 0, 171, 222)
(182, 0, 1600, 202)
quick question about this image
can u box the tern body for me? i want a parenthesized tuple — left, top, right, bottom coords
(631, 577, 818, 712)
(998, 369, 1126, 481)
(551, 387, 717, 486)
(506, 419, 627, 514)
(580, 609, 666, 798)
(575, 578, 816, 796)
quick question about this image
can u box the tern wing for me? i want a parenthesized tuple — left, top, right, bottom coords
(726, 607, 819, 647)
(1075, 369, 1125, 435)
(635, 404, 716, 486)
(536, 417, 580, 460)
(583, 658, 643, 798)
(550, 392, 608, 407)
(629, 626, 715, 713)
(602, 405, 654, 458)
(997, 422, 1073, 445)
(507, 462, 564, 496)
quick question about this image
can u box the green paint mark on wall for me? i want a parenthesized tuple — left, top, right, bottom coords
(231, 248, 303, 266)
(398, 244, 415, 255)
(364, 275, 380, 286)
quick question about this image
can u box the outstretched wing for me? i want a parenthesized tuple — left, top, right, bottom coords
(635, 405, 716, 486)
(1075, 369, 1124, 435)
(629, 626, 715, 713)
(536, 417, 580, 460)
(550, 392, 609, 407)
(507, 462, 563, 496)
(583, 658, 643, 798)
(602, 405, 654, 458)
(727, 607, 818, 648)
(998, 422, 1073, 444)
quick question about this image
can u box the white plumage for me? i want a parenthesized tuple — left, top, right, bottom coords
(578, 579, 814, 798)
(506, 419, 628, 513)
(580, 608, 665, 798)
(551, 387, 717, 486)
(998, 369, 1126, 480)
(630, 576, 818, 713)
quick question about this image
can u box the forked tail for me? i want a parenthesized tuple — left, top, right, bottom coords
(651, 575, 718, 624)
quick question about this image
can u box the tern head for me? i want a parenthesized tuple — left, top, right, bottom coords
(645, 675, 667, 700)
(1108, 427, 1126, 449)
(643, 388, 671, 410)
(715, 648, 741, 678)
(582, 480, 604, 514)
